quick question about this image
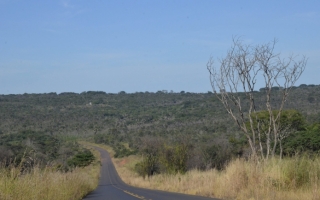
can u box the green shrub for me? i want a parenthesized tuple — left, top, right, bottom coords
(283, 123, 320, 155)
(134, 155, 160, 178)
(160, 144, 189, 174)
(113, 144, 137, 158)
(67, 149, 95, 167)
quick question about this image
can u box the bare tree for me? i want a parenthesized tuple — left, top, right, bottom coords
(137, 136, 164, 178)
(207, 38, 307, 159)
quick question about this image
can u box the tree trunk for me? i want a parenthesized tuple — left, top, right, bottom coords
(279, 139, 283, 160)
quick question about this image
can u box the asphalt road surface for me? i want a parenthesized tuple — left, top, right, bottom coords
(83, 146, 219, 200)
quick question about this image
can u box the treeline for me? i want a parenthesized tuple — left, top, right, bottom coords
(0, 84, 319, 137)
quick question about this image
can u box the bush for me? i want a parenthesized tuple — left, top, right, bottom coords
(67, 149, 95, 167)
(113, 144, 137, 158)
(134, 156, 160, 179)
(161, 144, 189, 174)
(283, 123, 320, 155)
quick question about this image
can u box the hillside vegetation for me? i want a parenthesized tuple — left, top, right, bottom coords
(1, 84, 320, 158)
(0, 84, 319, 139)
(0, 84, 320, 199)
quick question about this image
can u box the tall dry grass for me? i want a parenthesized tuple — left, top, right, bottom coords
(112, 154, 320, 200)
(84, 142, 320, 199)
(0, 145, 100, 200)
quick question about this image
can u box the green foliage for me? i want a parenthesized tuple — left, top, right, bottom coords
(113, 144, 137, 158)
(228, 135, 247, 155)
(0, 87, 319, 147)
(279, 110, 305, 131)
(0, 86, 320, 174)
(0, 130, 94, 172)
(134, 137, 191, 177)
(135, 143, 189, 177)
(134, 137, 162, 177)
(94, 133, 113, 145)
(134, 154, 160, 178)
(67, 149, 95, 167)
(246, 109, 305, 133)
(94, 133, 137, 158)
(282, 123, 320, 155)
(0, 130, 59, 165)
(202, 144, 231, 170)
(161, 144, 189, 174)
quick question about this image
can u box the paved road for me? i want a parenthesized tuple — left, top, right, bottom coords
(83, 146, 219, 200)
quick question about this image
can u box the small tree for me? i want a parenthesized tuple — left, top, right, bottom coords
(161, 143, 189, 174)
(246, 110, 304, 159)
(135, 136, 163, 178)
(276, 110, 305, 159)
(207, 38, 307, 159)
(67, 149, 95, 168)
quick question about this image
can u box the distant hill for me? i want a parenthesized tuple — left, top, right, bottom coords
(0, 84, 319, 145)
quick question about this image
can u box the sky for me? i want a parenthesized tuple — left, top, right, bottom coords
(0, 0, 319, 94)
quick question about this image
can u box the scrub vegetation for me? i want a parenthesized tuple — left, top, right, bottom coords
(0, 84, 320, 199)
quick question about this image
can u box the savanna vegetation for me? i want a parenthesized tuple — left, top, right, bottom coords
(0, 83, 320, 199)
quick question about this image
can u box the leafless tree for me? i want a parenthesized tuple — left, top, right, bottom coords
(278, 125, 295, 160)
(207, 38, 307, 159)
(137, 136, 164, 178)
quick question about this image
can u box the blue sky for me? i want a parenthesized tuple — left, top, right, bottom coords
(0, 0, 319, 94)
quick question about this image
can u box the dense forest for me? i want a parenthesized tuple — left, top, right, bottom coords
(0, 84, 320, 174)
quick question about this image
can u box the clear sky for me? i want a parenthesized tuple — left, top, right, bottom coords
(1, 0, 319, 94)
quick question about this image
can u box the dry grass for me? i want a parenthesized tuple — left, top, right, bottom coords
(113, 154, 320, 200)
(0, 144, 100, 200)
(83, 143, 320, 200)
